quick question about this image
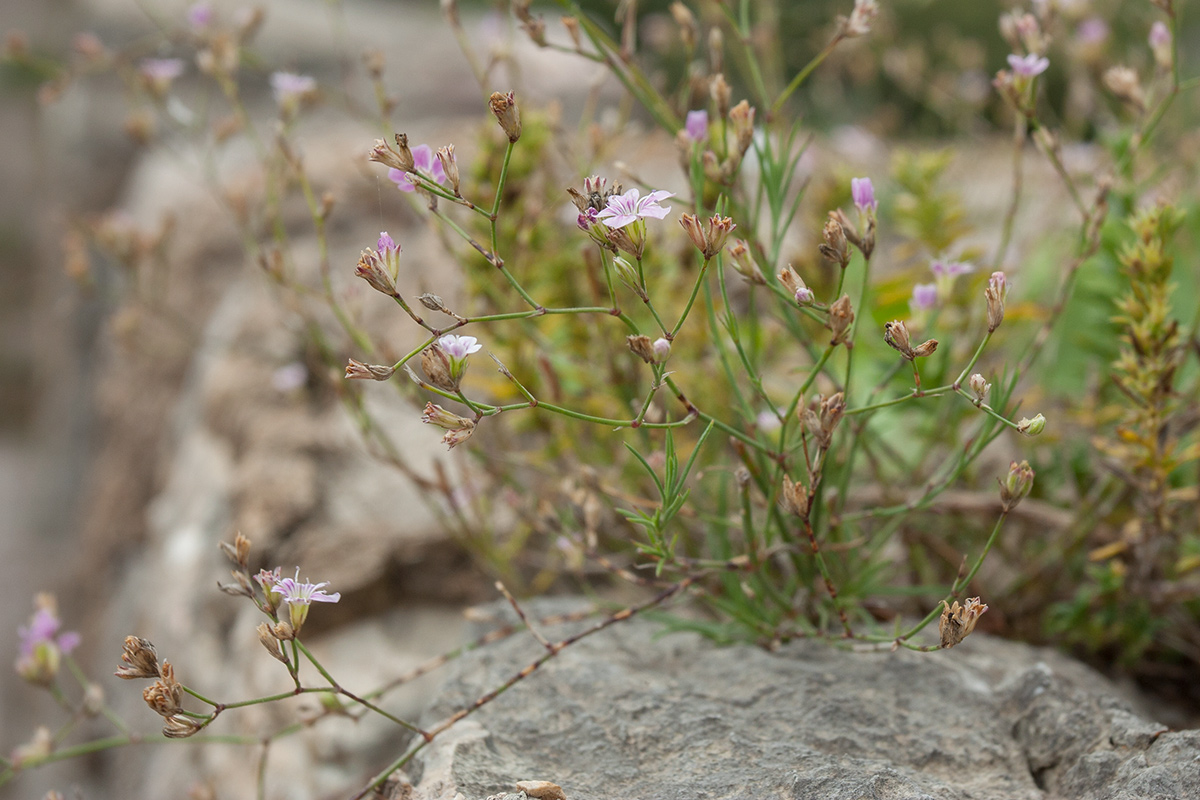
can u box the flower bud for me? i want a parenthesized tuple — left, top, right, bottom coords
(488, 91, 521, 142)
(652, 337, 672, 363)
(83, 683, 105, 717)
(219, 531, 252, 568)
(938, 597, 988, 648)
(1017, 413, 1046, 437)
(420, 343, 457, 392)
(421, 402, 474, 431)
(257, 622, 288, 663)
(777, 264, 807, 297)
(968, 373, 991, 403)
(670, 1, 698, 50)
(612, 256, 647, 300)
(999, 459, 1035, 511)
(727, 239, 764, 284)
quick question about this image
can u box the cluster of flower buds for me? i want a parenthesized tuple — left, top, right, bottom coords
(679, 213, 736, 260)
(999, 459, 1035, 511)
(883, 320, 938, 361)
(938, 597, 988, 648)
(626, 334, 672, 365)
(798, 392, 846, 451)
(421, 402, 476, 449)
(778, 264, 814, 305)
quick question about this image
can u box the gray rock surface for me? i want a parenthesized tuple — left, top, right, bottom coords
(406, 601, 1197, 800)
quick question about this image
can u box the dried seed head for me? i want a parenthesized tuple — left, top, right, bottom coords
(488, 91, 522, 142)
(999, 459, 1035, 511)
(1103, 65, 1146, 111)
(162, 714, 203, 739)
(345, 358, 396, 381)
(780, 475, 808, 516)
(355, 248, 398, 297)
(257, 622, 288, 663)
(939, 597, 988, 648)
(819, 217, 851, 268)
(420, 344, 458, 392)
(710, 73, 731, 120)
(727, 239, 765, 284)
(368, 138, 411, 172)
(219, 531, 252, 569)
(828, 295, 855, 346)
(626, 335, 657, 364)
(985, 271, 1007, 332)
(440, 425, 475, 449)
(728, 100, 755, 156)
(436, 144, 460, 195)
(883, 320, 913, 358)
(142, 661, 183, 717)
(669, 2, 698, 50)
(115, 636, 160, 680)
(910, 338, 938, 358)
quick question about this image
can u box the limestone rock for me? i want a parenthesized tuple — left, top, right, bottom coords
(404, 600, 1197, 800)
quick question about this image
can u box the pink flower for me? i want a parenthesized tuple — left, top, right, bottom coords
(437, 334, 481, 360)
(850, 177, 877, 213)
(909, 283, 937, 313)
(187, 2, 212, 29)
(270, 72, 316, 109)
(1007, 53, 1049, 78)
(274, 569, 340, 634)
(684, 110, 708, 141)
(15, 604, 79, 685)
(596, 188, 674, 230)
(931, 259, 974, 279)
(387, 144, 446, 193)
(1149, 21, 1171, 49)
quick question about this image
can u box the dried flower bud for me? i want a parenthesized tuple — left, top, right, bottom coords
(819, 218, 851, 268)
(82, 683, 105, 717)
(218, 570, 255, 597)
(272, 621, 294, 641)
(1016, 413, 1046, 437)
(780, 475, 808, 516)
(680, 213, 737, 260)
(345, 358, 396, 381)
(777, 264, 806, 297)
(968, 373, 991, 403)
(607, 225, 644, 260)
(115, 636, 160, 679)
(829, 208, 861, 250)
(393, 133, 415, 170)
(999, 459, 1035, 511)
(422, 402, 474, 432)
(369, 138, 411, 172)
(939, 597, 988, 648)
(626, 335, 657, 364)
(708, 26, 724, 73)
(436, 144, 460, 195)
(985, 271, 1007, 332)
(488, 91, 521, 142)
(817, 392, 846, 449)
(883, 320, 911, 357)
(727, 239, 765, 284)
(828, 295, 855, 346)
(911, 339, 938, 358)
(219, 531, 252, 569)
(562, 16, 582, 49)
(257, 622, 288, 663)
(162, 714, 204, 739)
(710, 74, 731, 120)
(420, 343, 457, 392)
(1103, 65, 1146, 111)
(669, 2, 698, 50)
(355, 248, 398, 297)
